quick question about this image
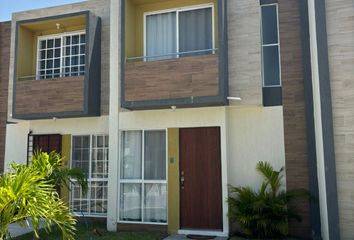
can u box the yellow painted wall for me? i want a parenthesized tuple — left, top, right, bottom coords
(125, 0, 137, 58)
(61, 134, 71, 204)
(125, 0, 218, 58)
(17, 27, 35, 79)
(167, 128, 180, 234)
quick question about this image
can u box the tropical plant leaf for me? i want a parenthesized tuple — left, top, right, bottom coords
(228, 161, 310, 238)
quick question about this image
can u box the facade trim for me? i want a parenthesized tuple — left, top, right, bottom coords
(312, 0, 340, 239)
(299, 0, 321, 238)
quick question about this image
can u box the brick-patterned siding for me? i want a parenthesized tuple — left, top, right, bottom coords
(0, 22, 10, 172)
(15, 76, 84, 115)
(125, 54, 219, 102)
(279, 1, 312, 238)
(325, 0, 354, 238)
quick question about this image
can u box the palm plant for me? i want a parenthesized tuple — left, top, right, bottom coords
(228, 161, 309, 238)
(0, 151, 88, 240)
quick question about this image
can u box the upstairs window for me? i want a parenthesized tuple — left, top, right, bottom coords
(37, 32, 86, 80)
(261, 3, 281, 87)
(145, 5, 214, 61)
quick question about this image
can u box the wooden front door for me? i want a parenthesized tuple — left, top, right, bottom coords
(179, 127, 223, 230)
(33, 134, 62, 154)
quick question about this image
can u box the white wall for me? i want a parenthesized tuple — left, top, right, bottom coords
(226, 106, 286, 189)
(4, 122, 30, 169)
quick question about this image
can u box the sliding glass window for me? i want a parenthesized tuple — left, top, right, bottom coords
(119, 130, 167, 224)
(261, 4, 281, 87)
(145, 5, 214, 61)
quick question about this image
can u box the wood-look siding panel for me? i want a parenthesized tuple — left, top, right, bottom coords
(325, 0, 354, 238)
(279, 1, 311, 238)
(0, 22, 11, 172)
(15, 76, 84, 115)
(227, 0, 262, 105)
(125, 54, 219, 102)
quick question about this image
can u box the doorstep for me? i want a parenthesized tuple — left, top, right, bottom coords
(164, 235, 228, 240)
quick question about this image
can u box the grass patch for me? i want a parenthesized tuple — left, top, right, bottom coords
(12, 222, 166, 240)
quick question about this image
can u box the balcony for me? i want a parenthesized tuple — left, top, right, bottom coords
(121, 0, 228, 110)
(12, 11, 101, 120)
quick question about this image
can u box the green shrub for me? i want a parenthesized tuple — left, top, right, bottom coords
(0, 151, 88, 240)
(228, 161, 309, 238)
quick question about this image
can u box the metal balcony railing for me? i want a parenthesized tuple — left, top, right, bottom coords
(17, 71, 85, 81)
(126, 48, 218, 62)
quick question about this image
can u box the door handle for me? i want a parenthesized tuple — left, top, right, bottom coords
(181, 171, 185, 190)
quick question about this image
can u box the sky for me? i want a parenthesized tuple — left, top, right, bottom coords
(0, 0, 86, 21)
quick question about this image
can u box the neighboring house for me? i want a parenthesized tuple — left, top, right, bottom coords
(0, 0, 352, 239)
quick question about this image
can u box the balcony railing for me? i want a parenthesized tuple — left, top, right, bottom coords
(126, 48, 218, 62)
(17, 71, 85, 81)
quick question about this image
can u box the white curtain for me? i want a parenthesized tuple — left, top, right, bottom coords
(120, 184, 142, 221)
(146, 12, 176, 61)
(121, 131, 142, 179)
(144, 183, 167, 223)
(144, 131, 166, 180)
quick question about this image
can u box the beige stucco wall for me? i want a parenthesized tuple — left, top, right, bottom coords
(7, 0, 110, 120)
(325, 0, 354, 239)
(226, 106, 286, 189)
(227, 0, 262, 106)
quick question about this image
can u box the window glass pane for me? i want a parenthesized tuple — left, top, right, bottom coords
(146, 12, 176, 61)
(90, 181, 108, 214)
(80, 45, 85, 54)
(47, 39, 53, 48)
(40, 51, 45, 59)
(121, 131, 142, 179)
(261, 5, 278, 45)
(47, 49, 53, 58)
(40, 40, 46, 50)
(70, 182, 89, 214)
(179, 8, 213, 56)
(91, 135, 109, 179)
(55, 49, 61, 58)
(72, 35, 79, 44)
(144, 130, 166, 180)
(72, 136, 90, 176)
(54, 59, 60, 68)
(263, 45, 280, 86)
(80, 34, 86, 43)
(40, 60, 45, 70)
(55, 38, 61, 48)
(120, 183, 142, 221)
(65, 46, 71, 56)
(144, 183, 167, 223)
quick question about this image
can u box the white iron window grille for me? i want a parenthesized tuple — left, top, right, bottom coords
(70, 135, 109, 217)
(36, 32, 86, 80)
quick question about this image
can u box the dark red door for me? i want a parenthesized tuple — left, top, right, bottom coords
(179, 127, 223, 230)
(33, 134, 62, 154)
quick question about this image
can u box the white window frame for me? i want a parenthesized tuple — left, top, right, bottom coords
(143, 3, 215, 61)
(261, 3, 282, 87)
(70, 134, 109, 217)
(36, 30, 86, 80)
(118, 129, 168, 225)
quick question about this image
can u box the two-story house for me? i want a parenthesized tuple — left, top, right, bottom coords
(1, 0, 353, 239)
